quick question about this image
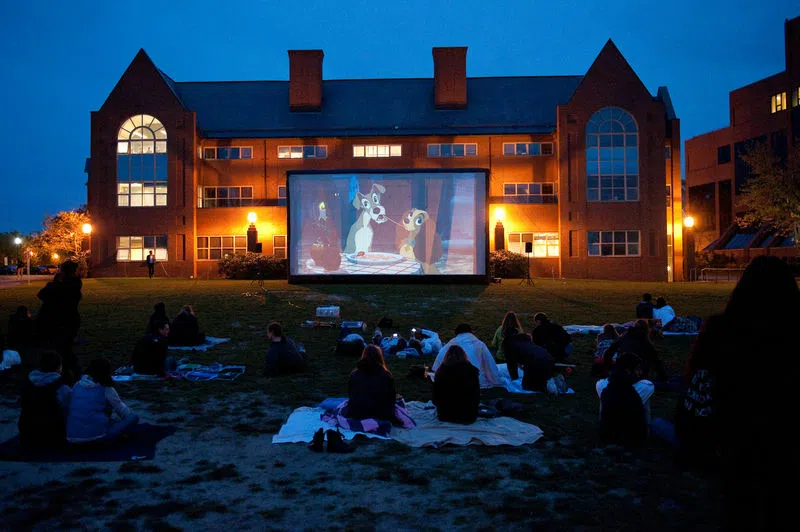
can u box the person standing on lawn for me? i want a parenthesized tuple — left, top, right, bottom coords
(146, 250, 156, 279)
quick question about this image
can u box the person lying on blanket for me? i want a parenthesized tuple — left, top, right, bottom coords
(66, 358, 139, 444)
(345, 345, 399, 423)
(596, 353, 654, 446)
(132, 319, 176, 376)
(264, 322, 306, 377)
(433, 345, 480, 424)
(169, 305, 206, 346)
(18, 350, 71, 449)
(432, 324, 503, 389)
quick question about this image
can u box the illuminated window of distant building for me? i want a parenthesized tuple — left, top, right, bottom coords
(666, 185, 672, 207)
(273, 235, 287, 259)
(587, 230, 640, 257)
(196, 236, 247, 261)
(200, 186, 254, 208)
(508, 232, 559, 257)
(353, 145, 402, 158)
(116, 235, 167, 262)
(427, 143, 478, 157)
(793, 87, 800, 107)
(502, 142, 553, 156)
(502, 182, 558, 204)
(771, 92, 787, 113)
(203, 147, 253, 160)
(117, 115, 167, 207)
(586, 107, 639, 202)
(277, 146, 327, 159)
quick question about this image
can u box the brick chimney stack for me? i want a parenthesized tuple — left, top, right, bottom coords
(432, 47, 467, 109)
(288, 50, 324, 112)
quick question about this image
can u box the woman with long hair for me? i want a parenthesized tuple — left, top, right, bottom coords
(603, 319, 665, 381)
(433, 345, 480, 424)
(346, 345, 397, 421)
(491, 311, 523, 362)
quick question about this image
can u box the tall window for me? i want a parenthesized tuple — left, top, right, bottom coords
(586, 107, 638, 202)
(771, 92, 787, 113)
(117, 115, 167, 207)
(273, 235, 287, 259)
(117, 235, 167, 262)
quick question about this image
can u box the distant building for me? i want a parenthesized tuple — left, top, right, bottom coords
(685, 16, 799, 264)
(86, 42, 684, 281)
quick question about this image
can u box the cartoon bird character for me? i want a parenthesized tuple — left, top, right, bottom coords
(397, 208, 443, 274)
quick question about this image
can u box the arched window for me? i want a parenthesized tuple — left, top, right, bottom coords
(116, 115, 167, 207)
(585, 107, 638, 202)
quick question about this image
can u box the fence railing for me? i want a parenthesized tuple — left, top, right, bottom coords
(693, 267, 746, 282)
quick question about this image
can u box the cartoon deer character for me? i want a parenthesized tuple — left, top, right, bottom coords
(344, 183, 387, 255)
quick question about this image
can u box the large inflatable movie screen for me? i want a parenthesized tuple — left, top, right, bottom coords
(288, 170, 487, 281)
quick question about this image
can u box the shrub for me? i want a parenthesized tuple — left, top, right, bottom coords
(489, 250, 528, 279)
(218, 253, 288, 280)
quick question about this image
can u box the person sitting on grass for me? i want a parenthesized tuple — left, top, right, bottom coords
(531, 313, 573, 362)
(636, 293, 655, 319)
(18, 350, 71, 448)
(596, 352, 654, 446)
(506, 333, 555, 392)
(345, 345, 397, 422)
(433, 345, 480, 424)
(132, 319, 173, 376)
(264, 322, 306, 377)
(146, 302, 170, 336)
(7, 305, 36, 354)
(433, 324, 503, 389)
(491, 311, 523, 362)
(66, 358, 139, 444)
(603, 319, 666, 382)
(169, 305, 206, 346)
(653, 297, 676, 329)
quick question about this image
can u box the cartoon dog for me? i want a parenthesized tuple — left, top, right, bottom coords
(396, 208, 443, 274)
(344, 183, 387, 254)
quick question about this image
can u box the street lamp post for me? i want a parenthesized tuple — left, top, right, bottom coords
(82, 223, 92, 276)
(13, 237, 22, 278)
(27, 250, 32, 285)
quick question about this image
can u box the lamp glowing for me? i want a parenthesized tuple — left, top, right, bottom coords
(52, 253, 59, 260)
(247, 212, 257, 224)
(14, 237, 22, 245)
(684, 216, 695, 229)
(28, 251, 34, 257)
(493, 207, 506, 223)
(82, 223, 92, 235)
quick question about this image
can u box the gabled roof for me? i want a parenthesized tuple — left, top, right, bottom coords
(173, 76, 584, 138)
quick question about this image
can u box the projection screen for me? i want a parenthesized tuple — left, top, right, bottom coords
(288, 170, 488, 282)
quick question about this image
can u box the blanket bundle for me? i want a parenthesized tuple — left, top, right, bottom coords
(320, 399, 416, 436)
(112, 363, 246, 382)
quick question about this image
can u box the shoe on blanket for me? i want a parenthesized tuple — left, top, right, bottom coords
(308, 428, 324, 452)
(326, 430, 355, 454)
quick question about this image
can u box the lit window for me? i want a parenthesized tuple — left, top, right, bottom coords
(117, 235, 167, 262)
(587, 230, 640, 257)
(502, 142, 553, 156)
(771, 92, 787, 113)
(586, 107, 639, 202)
(196, 235, 248, 260)
(278, 145, 327, 159)
(273, 235, 287, 259)
(278, 186, 287, 199)
(508, 232, 559, 257)
(353, 145, 402, 158)
(117, 115, 167, 207)
(203, 146, 253, 160)
(502, 182, 558, 204)
(200, 186, 254, 208)
(793, 87, 800, 108)
(427, 143, 477, 157)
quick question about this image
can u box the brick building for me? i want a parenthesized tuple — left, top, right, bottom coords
(86, 42, 684, 281)
(685, 16, 799, 263)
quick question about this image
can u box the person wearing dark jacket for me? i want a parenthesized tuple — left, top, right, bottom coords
(346, 345, 397, 421)
(7, 305, 36, 353)
(132, 319, 170, 375)
(531, 313, 572, 362)
(36, 261, 83, 382)
(506, 333, 555, 391)
(146, 302, 170, 336)
(264, 322, 306, 376)
(597, 353, 653, 446)
(603, 320, 666, 382)
(18, 350, 71, 448)
(169, 305, 205, 346)
(433, 345, 480, 424)
(636, 293, 654, 319)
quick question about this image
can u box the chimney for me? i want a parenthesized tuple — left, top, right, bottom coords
(288, 50, 324, 112)
(433, 47, 467, 109)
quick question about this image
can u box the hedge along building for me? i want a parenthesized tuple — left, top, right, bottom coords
(86, 43, 684, 281)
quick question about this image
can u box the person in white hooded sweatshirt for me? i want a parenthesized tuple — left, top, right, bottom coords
(432, 324, 503, 389)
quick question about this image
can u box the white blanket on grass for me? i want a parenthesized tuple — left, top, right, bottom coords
(496, 364, 575, 395)
(272, 401, 543, 447)
(168, 336, 230, 352)
(563, 324, 698, 337)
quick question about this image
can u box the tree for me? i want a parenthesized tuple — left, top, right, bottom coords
(31, 208, 92, 265)
(737, 142, 800, 246)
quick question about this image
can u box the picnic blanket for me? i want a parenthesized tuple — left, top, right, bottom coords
(391, 401, 544, 447)
(496, 364, 575, 395)
(564, 325, 606, 335)
(112, 363, 246, 382)
(0, 423, 176, 462)
(320, 399, 416, 436)
(272, 406, 391, 443)
(168, 336, 230, 352)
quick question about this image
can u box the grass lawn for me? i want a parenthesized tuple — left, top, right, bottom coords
(0, 278, 733, 530)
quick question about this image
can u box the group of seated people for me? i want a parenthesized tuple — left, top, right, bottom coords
(146, 302, 206, 347)
(18, 350, 139, 448)
(131, 302, 209, 376)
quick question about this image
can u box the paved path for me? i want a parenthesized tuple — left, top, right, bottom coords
(0, 275, 51, 288)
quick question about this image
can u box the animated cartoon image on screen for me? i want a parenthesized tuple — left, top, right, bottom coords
(344, 183, 387, 255)
(309, 201, 342, 271)
(396, 208, 443, 274)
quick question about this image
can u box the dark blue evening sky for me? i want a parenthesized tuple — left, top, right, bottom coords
(0, 0, 795, 233)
